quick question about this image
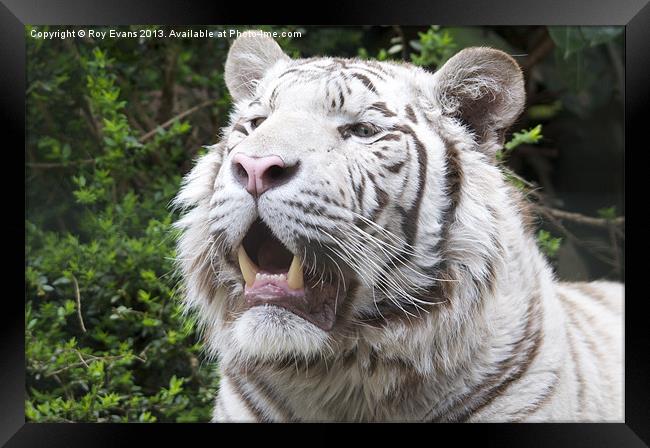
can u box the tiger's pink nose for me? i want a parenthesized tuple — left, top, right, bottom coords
(232, 154, 297, 197)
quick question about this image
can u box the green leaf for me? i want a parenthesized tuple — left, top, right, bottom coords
(138, 411, 157, 423)
(578, 27, 623, 46)
(527, 101, 563, 121)
(537, 230, 563, 258)
(168, 375, 185, 396)
(548, 27, 587, 59)
(597, 206, 617, 220)
(142, 317, 161, 327)
(505, 125, 543, 151)
(498, 125, 544, 162)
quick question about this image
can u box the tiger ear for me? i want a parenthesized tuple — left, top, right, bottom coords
(431, 47, 525, 155)
(224, 30, 290, 102)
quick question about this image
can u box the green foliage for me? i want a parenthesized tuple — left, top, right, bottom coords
(544, 26, 623, 114)
(498, 125, 565, 259)
(410, 26, 457, 68)
(527, 100, 563, 121)
(547, 27, 623, 60)
(358, 26, 457, 67)
(597, 206, 617, 221)
(358, 47, 390, 61)
(26, 26, 225, 423)
(498, 125, 544, 163)
(536, 230, 563, 259)
(497, 125, 543, 167)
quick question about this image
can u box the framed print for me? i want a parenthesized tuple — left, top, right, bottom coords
(3, 0, 648, 445)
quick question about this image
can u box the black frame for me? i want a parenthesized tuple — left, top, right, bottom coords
(4, 0, 648, 445)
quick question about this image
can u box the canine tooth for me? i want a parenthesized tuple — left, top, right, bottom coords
(237, 246, 258, 287)
(287, 255, 304, 290)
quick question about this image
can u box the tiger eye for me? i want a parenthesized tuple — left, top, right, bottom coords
(350, 123, 377, 138)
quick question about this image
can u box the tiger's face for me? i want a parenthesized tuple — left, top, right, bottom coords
(175, 31, 524, 365)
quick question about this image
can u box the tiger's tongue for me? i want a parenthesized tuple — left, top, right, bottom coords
(257, 239, 292, 273)
(246, 240, 303, 296)
(237, 243, 304, 290)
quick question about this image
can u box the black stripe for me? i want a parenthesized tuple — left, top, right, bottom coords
(278, 68, 300, 78)
(347, 64, 386, 81)
(372, 133, 401, 143)
(232, 123, 248, 136)
(332, 58, 350, 69)
(350, 72, 377, 93)
(228, 375, 270, 422)
(391, 124, 427, 247)
(443, 290, 544, 422)
(334, 78, 346, 109)
(405, 104, 418, 124)
(282, 199, 348, 221)
(362, 59, 393, 76)
(480, 206, 503, 298)
(366, 172, 389, 223)
(345, 164, 357, 210)
(560, 291, 616, 412)
(269, 85, 280, 109)
(384, 160, 405, 173)
(247, 374, 300, 422)
(356, 171, 366, 211)
(368, 101, 397, 117)
(299, 189, 344, 207)
(369, 187, 389, 223)
(340, 72, 353, 94)
(511, 372, 561, 421)
(571, 283, 620, 315)
(421, 136, 464, 308)
(558, 294, 586, 418)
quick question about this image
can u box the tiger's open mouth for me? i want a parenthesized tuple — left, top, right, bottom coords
(237, 218, 338, 331)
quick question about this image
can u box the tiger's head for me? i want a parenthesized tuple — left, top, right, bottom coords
(174, 31, 525, 367)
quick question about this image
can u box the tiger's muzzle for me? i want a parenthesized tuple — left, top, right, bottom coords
(235, 218, 343, 331)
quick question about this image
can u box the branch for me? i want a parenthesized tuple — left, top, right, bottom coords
(608, 222, 623, 277)
(157, 44, 180, 123)
(129, 91, 158, 130)
(523, 29, 555, 71)
(27, 159, 95, 169)
(72, 275, 87, 333)
(138, 98, 217, 143)
(538, 208, 620, 268)
(62, 39, 104, 147)
(535, 205, 624, 227)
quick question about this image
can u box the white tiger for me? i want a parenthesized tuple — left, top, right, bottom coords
(173, 30, 623, 422)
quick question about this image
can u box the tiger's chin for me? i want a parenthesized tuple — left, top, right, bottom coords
(229, 305, 331, 361)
